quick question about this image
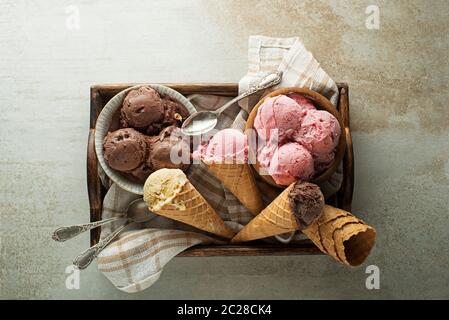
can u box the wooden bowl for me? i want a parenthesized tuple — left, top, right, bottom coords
(245, 87, 346, 189)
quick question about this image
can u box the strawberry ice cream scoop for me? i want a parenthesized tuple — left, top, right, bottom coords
(295, 110, 341, 155)
(288, 94, 316, 111)
(258, 144, 277, 170)
(268, 142, 315, 186)
(254, 95, 309, 144)
(193, 128, 248, 163)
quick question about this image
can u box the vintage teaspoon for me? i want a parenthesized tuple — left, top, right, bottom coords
(181, 71, 282, 136)
(72, 199, 155, 269)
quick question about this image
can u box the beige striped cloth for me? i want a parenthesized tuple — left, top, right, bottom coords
(97, 36, 343, 293)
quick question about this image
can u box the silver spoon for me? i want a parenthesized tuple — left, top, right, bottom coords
(72, 199, 155, 270)
(52, 199, 154, 242)
(181, 71, 283, 136)
(53, 217, 123, 242)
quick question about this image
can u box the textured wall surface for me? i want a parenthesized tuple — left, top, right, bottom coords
(1, 0, 448, 299)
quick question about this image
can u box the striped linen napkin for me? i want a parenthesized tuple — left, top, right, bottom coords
(97, 35, 343, 293)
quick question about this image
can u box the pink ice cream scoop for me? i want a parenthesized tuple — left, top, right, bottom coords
(254, 95, 309, 144)
(295, 109, 341, 155)
(268, 142, 315, 186)
(288, 94, 316, 111)
(193, 128, 248, 163)
(253, 93, 340, 185)
(257, 144, 277, 170)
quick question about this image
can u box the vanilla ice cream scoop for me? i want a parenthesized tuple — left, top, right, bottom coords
(143, 168, 189, 211)
(143, 168, 235, 238)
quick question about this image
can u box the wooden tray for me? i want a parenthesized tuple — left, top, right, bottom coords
(87, 83, 354, 256)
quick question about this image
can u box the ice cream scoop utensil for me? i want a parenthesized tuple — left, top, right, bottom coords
(72, 199, 155, 269)
(181, 71, 282, 135)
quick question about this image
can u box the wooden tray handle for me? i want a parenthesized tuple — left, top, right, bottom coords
(337, 86, 354, 211)
(87, 129, 102, 245)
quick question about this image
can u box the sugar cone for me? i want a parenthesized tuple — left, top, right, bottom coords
(231, 185, 298, 243)
(156, 181, 234, 239)
(205, 162, 263, 215)
(302, 205, 376, 266)
(231, 184, 376, 266)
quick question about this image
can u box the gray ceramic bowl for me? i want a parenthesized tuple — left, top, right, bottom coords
(95, 84, 196, 194)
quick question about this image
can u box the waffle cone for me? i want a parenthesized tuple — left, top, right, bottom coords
(156, 181, 234, 239)
(303, 205, 376, 266)
(205, 162, 263, 215)
(231, 185, 298, 243)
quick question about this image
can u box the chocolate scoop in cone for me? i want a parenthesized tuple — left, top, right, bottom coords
(231, 181, 324, 243)
(288, 182, 325, 229)
(231, 181, 376, 266)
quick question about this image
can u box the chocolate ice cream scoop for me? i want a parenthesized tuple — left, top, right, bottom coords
(144, 96, 190, 135)
(288, 181, 324, 229)
(127, 162, 153, 183)
(149, 126, 191, 171)
(103, 128, 148, 172)
(120, 86, 164, 129)
(163, 96, 190, 122)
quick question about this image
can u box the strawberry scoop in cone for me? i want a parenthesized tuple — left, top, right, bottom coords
(143, 168, 234, 239)
(193, 129, 263, 215)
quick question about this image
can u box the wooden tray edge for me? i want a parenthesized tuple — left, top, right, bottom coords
(177, 244, 322, 257)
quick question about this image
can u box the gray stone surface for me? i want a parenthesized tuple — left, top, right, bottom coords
(1, 0, 448, 299)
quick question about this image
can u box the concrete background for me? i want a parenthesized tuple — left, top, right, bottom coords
(1, 0, 448, 299)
